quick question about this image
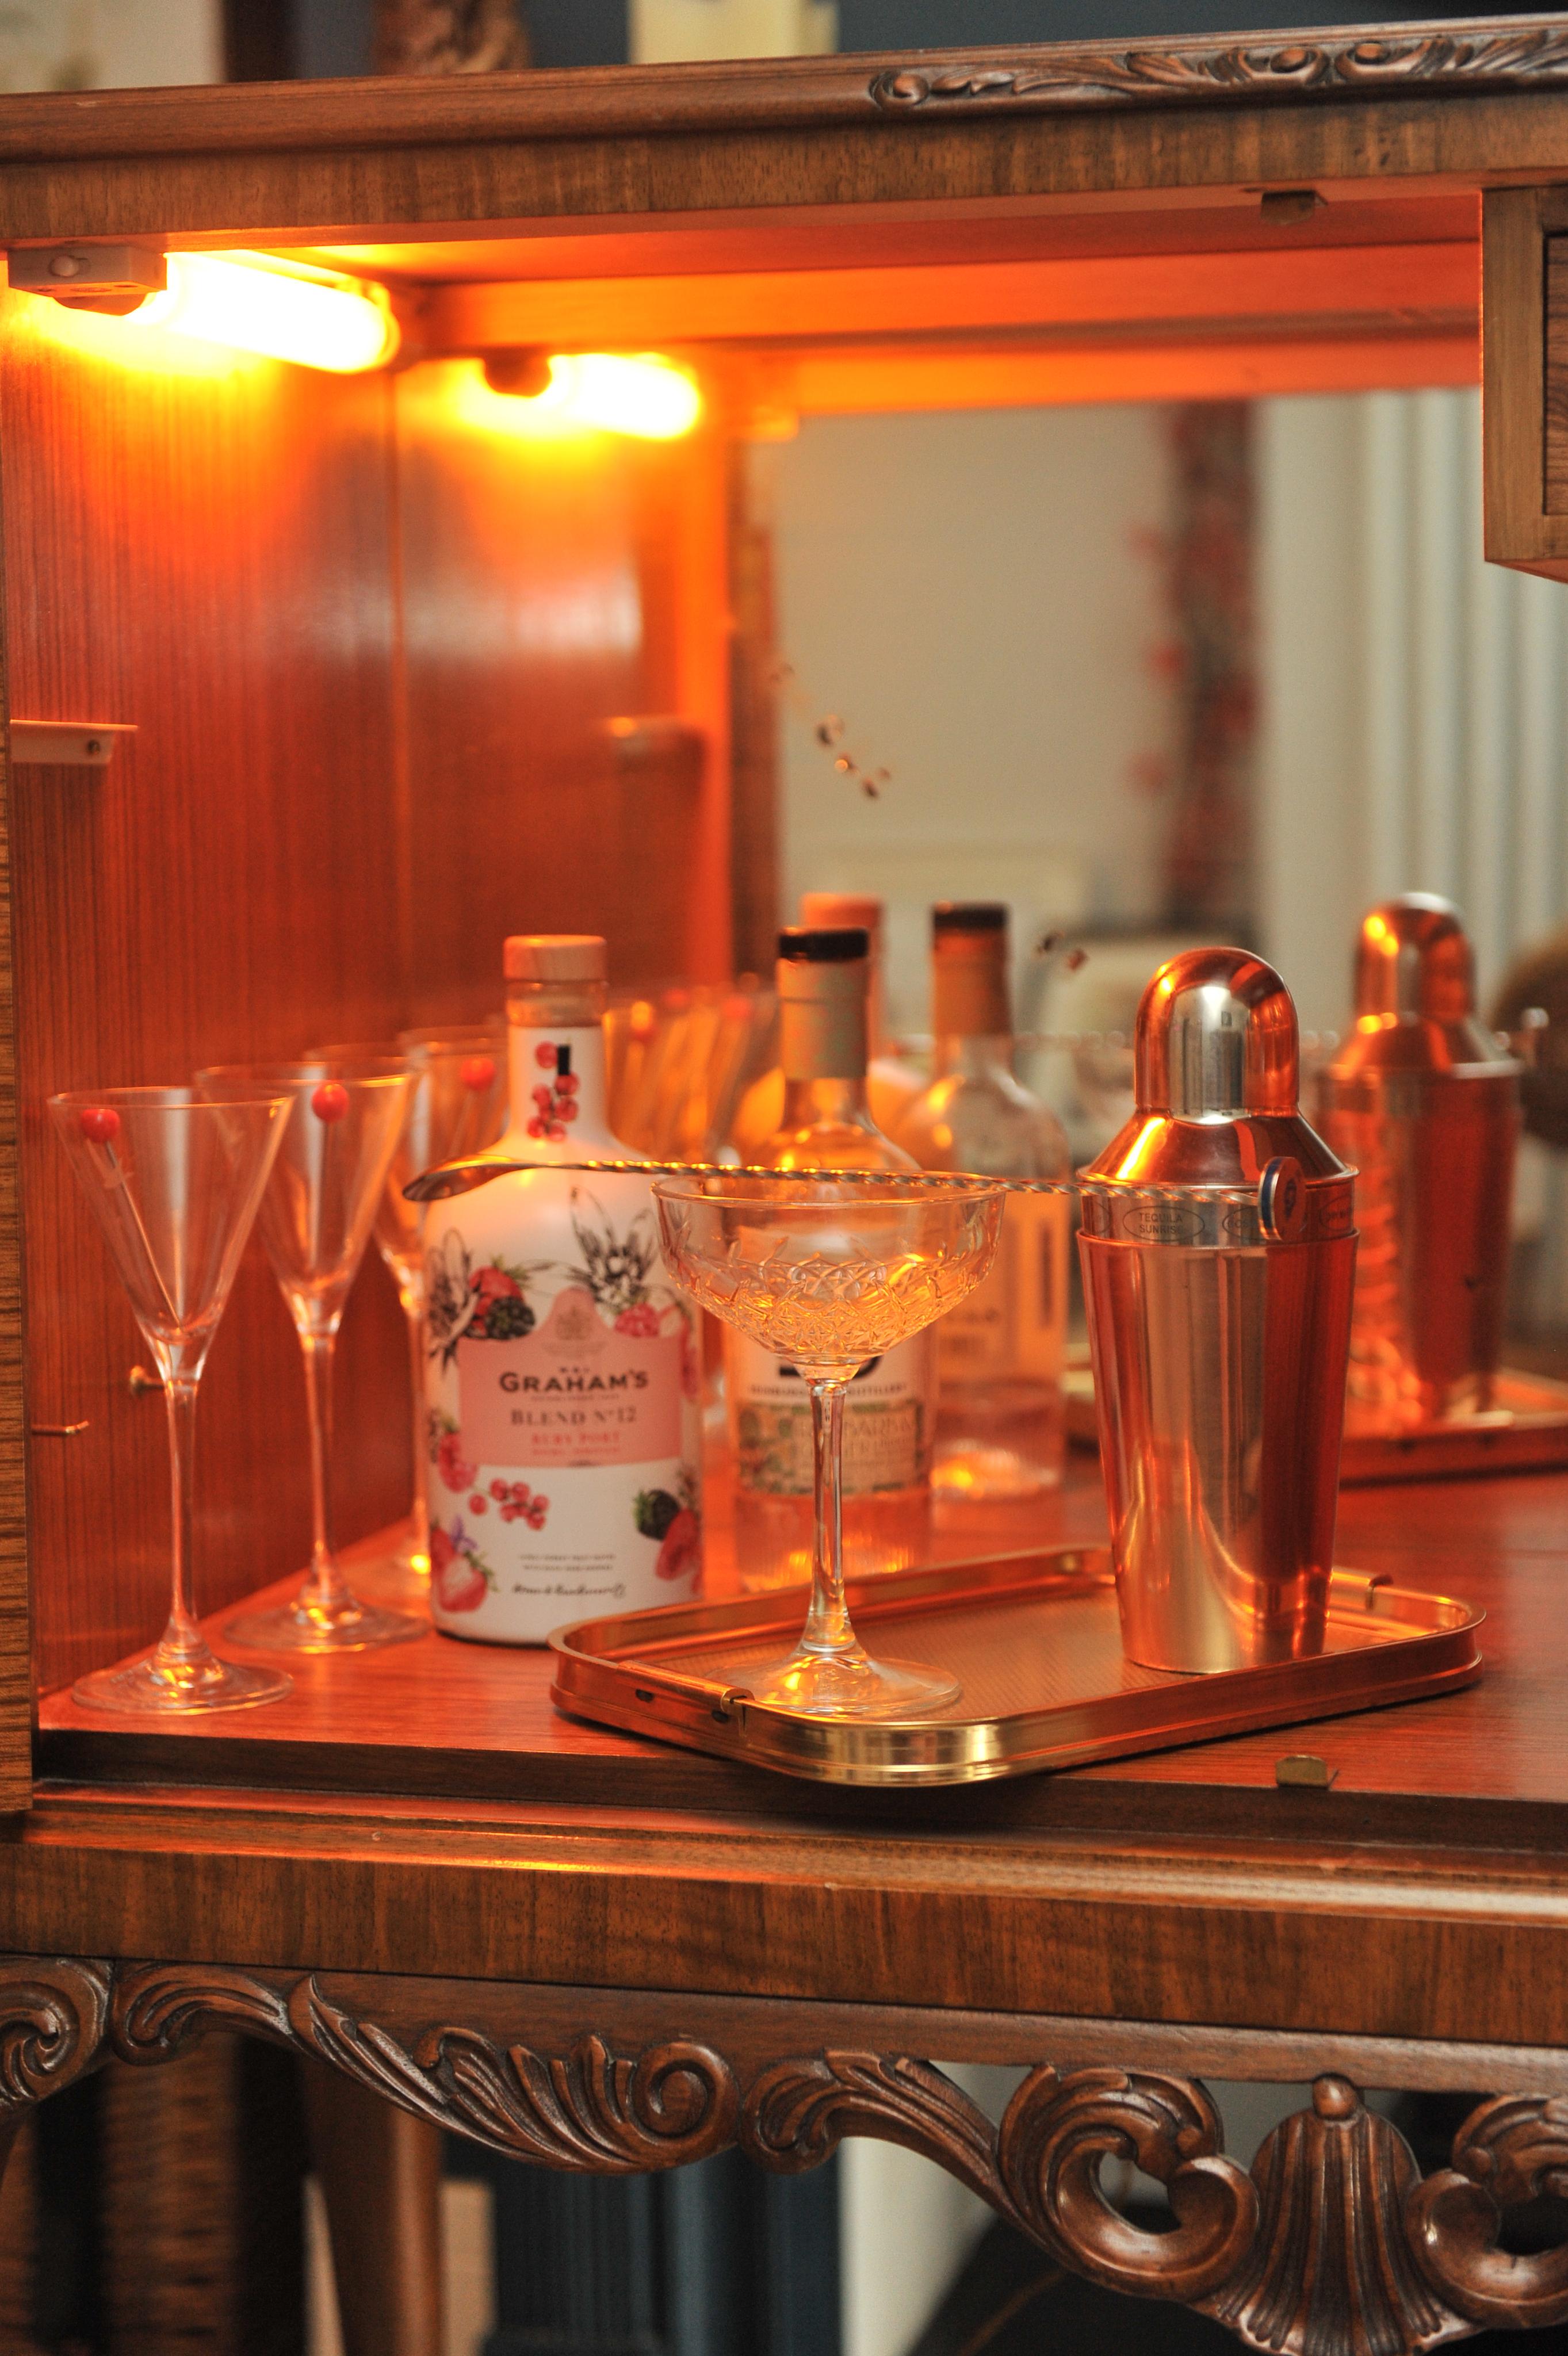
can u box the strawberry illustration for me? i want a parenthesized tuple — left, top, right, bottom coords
(615, 1303, 661, 1340)
(431, 1528, 488, 1614)
(656, 1509, 701, 1583)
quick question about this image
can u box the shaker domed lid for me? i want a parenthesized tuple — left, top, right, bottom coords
(1084, 947, 1348, 1191)
(1328, 896, 1515, 1084)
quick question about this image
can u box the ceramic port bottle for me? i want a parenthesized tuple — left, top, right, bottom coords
(726, 924, 937, 1589)
(1318, 894, 1520, 1429)
(423, 935, 702, 1642)
(896, 902, 1072, 1501)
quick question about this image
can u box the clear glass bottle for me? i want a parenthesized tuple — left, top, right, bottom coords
(727, 924, 936, 1589)
(896, 903, 1070, 1501)
(728, 892, 923, 1158)
(422, 934, 703, 1643)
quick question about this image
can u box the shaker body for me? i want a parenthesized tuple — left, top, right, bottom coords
(1320, 896, 1520, 1432)
(1320, 1076, 1517, 1426)
(1080, 1227, 1354, 1673)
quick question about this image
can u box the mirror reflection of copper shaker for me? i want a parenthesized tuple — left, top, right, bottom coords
(1318, 896, 1520, 1430)
(1079, 950, 1356, 1674)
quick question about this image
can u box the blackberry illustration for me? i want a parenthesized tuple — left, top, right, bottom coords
(634, 1488, 680, 1542)
(481, 1296, 536, 1341)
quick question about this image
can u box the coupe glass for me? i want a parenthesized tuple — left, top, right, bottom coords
(197, 1059, 421, 1652)
(49, 1086, 293, 1712)
(316, 1031, 507, 1579)
(653, 1173, 1004, 1716)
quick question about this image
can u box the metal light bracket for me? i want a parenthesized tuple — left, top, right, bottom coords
(9, 722, 135, 768)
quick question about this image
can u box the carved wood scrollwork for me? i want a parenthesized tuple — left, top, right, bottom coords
(866, 25, 1568, 116)
(1409, 2092, 1568, 2332)
(112, 1964, 737, 2173)
(14, 1955, 1568, 2353)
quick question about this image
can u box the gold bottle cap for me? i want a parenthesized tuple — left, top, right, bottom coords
(504, 935, 606, 983)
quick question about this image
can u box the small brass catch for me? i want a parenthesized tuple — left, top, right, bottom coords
(1276, 1753, 1337, 1789)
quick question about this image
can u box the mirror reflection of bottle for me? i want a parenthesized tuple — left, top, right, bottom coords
(896, 904, 1071, 1503)
(726, 925, 936, 1590)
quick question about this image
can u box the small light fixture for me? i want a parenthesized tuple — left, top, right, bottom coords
(479, 349, 702, 440)
(9, 244, 397, 373)
(139, 253, 398, 373)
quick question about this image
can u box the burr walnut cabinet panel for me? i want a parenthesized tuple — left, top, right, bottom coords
(0, 31, 1565, 2353)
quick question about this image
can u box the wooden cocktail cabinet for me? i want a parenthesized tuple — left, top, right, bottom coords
(4, 27, 1568, 2351)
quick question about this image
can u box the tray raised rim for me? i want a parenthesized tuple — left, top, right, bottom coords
(549, 1549, 1485, 1788)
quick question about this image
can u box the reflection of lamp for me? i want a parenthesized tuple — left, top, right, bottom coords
(480, 350, 702, 439)
(9, 245, 397, 373)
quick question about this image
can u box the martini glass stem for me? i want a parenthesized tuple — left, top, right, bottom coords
(299, 1329, 350, 1617)
(800, 1375, 863, 1662)
(404, 1298, 430, 1571)
(156, 1370, 212, 1673)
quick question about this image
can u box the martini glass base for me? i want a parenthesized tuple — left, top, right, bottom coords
(747, 1647, 959, 1719)
(226, 1595, 426, 1654)
(72, 1655, 293, 1714)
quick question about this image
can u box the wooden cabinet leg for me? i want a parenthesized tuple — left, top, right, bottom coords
(302, 2062, 443, 2356)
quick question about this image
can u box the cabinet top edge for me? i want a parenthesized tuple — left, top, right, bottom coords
(2, 15, 1568, 173)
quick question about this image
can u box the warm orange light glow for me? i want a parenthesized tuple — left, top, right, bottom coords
(457, 354, 702, 441)
(135, 254, 398, 373)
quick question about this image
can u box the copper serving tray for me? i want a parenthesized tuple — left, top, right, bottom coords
(1065, 1362, 1568, 1486)
(549, 1550, 1482, 1787)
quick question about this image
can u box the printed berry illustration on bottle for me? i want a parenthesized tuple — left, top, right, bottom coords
(422, 935, 702, 1643)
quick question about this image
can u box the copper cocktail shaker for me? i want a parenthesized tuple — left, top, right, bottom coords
(1319, 896, 1520, 1429)
(1079, 949, 1356, 1674)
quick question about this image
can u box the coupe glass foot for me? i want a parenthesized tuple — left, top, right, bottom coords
(72, 1654, 292, 1714)
(225, 1594, 426, 1653)
(746, 1646, 959, 1719)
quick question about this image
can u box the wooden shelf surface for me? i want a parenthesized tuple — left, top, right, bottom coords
(35, 1455, 1568, 1847)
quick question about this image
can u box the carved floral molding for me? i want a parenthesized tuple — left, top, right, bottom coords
(866, 23, 1568, 115)
(3, 1955, 1568, 2356)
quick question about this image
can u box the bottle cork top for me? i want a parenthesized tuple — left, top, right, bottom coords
(933, 902, 1007, 940)
(504, 935, 607, 983)
(778, 927, 869, 967)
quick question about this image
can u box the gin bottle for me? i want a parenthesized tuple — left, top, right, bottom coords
(727, 924, 936, 1588)
(896, 904, 1070, 1500)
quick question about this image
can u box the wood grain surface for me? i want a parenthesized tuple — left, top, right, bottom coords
(31, 1459, 1568, 1852)
(0, 287, 412, 1703)
(0, 293, 728, 1705)
(0, 75, 1562, 251)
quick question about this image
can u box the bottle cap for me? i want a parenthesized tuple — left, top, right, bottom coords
(932, 902, 1007, 939)
(932, 904, 1011, 1035)
(778, 927, 869, 965)
(504, 935, 606, 983)
(777, 930, 869, 1081)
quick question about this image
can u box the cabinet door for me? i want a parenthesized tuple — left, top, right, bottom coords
(1485, 188, 1568, 583)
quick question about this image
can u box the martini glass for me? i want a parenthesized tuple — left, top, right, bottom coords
(316, 1031, 507, 1581)
(49, 1086, 293, 1712)
(197, 1059, 422, 1652)
(653, 1173, 1004, 1717)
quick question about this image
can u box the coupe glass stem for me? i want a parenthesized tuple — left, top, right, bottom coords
(403, 1294, 430, 1572)
(299, 1329, 350, 1618)
(155, 1368, 213, 1675)
(800, 1374, 862, 1662)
